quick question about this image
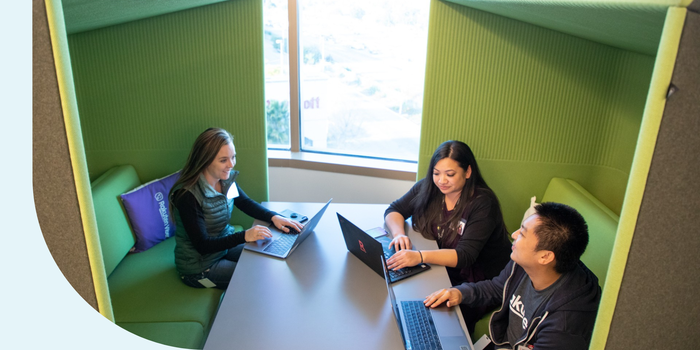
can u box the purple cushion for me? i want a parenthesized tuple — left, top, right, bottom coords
(120, 171, 180, 252)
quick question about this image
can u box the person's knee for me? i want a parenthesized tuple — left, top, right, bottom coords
(206, 260, 237, 287)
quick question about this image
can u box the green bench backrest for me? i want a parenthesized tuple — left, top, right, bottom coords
(90, 165, 140, 276)
(542, 178, 619, 288)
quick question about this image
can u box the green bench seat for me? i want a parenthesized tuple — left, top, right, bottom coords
(92, 165, 233, 349)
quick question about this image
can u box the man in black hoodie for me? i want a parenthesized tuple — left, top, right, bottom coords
(424, 202, 601, 350)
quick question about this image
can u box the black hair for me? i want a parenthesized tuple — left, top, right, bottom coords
(411, 140, 493, 244)
(533, 202, 589, 273)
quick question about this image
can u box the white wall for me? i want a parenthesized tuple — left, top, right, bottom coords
(269, 167, 416, 205)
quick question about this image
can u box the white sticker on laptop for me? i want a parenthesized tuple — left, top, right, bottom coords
(227, 183, 239, 199)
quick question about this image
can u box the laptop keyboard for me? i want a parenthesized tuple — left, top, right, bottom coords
(384, 250, 411, 281)
(389, 267, 411, 280)
(263, 234, 297, 255)
(401, 300, 442, 350)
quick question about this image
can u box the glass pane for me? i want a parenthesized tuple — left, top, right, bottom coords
(298, 0, 429, 161)
(264, 0, 291, 149)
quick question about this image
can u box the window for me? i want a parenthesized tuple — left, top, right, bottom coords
(264, 0, 430, 162)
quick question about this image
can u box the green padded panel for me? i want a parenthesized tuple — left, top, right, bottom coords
(91, 165, 140, 276)
(109, 238, 224, 327)
(118, 321, 206, 349)
(62, 0, 229, 35)
(67, 0, 267, 229)
(419, 0, 655, 229)
(542, 178, 619, 287)
(442, 0, 678, 55)
(477, 160, 629, 233)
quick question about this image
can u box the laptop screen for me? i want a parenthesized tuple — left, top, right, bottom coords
(296, 199, 332, 236)
(381, 257, 407, 346)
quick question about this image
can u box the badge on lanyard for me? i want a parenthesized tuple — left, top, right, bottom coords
(457, 218, 467, 236)
(227, 183, 239, 199)
(198, 278, 216, 288)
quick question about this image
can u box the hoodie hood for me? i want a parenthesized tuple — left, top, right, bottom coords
(544, 261, 601, 313)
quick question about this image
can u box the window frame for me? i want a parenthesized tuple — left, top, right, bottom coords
(268, 0, 419, 180)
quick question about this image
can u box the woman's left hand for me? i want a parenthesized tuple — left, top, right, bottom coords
(386, 250, 422, 270)
(271, 215, 304, 233)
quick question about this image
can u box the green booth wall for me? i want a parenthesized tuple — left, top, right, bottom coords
(418, 0, 663, 233)
(66, 0, 268, 228)
(418, 0, 693, 347)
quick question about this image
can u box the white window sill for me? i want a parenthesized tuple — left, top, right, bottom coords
(267, 150, 417, 181)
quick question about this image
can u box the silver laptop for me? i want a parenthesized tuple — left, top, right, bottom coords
(244, 199, 332, 259)
(381, 257, 473, 350)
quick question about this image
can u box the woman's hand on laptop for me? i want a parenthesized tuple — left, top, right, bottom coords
(386, 250, 421, 270)
(389, 234, 412, 251)
(271, 215, 304, 233)
(424, 288, 463, 308)
(245, 225, 273, 243)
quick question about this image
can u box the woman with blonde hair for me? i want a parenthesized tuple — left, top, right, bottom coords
(169, 128, 302, 289)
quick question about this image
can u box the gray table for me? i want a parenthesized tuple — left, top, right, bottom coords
(203, 202, 471, 350)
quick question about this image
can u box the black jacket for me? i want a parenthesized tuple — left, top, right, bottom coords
(456, 260, 601, 350)
(385, 179, 511, 284)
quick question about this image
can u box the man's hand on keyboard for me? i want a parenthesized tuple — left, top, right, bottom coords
(424, 288, 463, 308)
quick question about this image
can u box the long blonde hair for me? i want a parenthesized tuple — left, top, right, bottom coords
(169, 128, 233, 212)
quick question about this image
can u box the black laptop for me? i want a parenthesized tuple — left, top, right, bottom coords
(337, 213, 430, 283)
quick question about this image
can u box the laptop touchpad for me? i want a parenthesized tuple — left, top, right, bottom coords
(430, 307, 468, 337)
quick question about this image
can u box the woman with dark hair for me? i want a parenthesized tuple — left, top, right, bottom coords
(169, 128, 303, 289)
(385, 140, 511, 332)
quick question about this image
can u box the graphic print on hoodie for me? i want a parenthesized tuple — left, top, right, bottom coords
(506, 274, 565, 346)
